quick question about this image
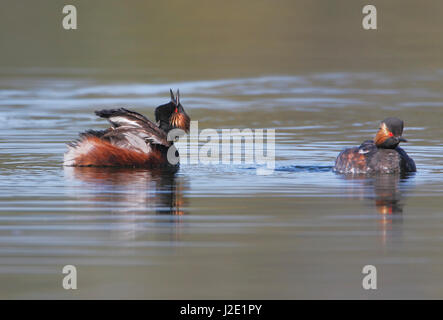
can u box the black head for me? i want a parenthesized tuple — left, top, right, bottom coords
(374, 117, 407, 149)
(383, 117, 404, 137)
(155, 89, 190, 133)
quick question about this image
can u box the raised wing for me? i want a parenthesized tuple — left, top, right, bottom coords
(95, 108, 155, 130)
(102, 126, 170, 150)
(94, 107, 170, 144)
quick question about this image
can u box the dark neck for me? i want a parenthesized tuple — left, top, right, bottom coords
(158, 120, 172, 133)
(376, 142, 399, 149)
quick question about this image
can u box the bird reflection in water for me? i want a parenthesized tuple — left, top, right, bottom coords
(64, 166, 188, 240)
(339, 173, 415, 244)
(65, 166, 187, 215)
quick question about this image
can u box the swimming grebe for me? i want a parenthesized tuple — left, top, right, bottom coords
(63, 89, 190, 167)
(333, 117, 416, 174)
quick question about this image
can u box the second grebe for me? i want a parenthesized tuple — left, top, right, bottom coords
(333, 117, 416, 174)
(63, 90, 190, 168)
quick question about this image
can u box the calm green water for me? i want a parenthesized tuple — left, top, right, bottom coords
(1, 1, 443, 299)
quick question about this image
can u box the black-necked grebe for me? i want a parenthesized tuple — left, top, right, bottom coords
(333, 117, 416, 174)
(63, 89, 190, 167)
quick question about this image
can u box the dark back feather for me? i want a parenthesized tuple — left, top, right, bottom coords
(95, 108, 153, 128)
(94, 108, 170, 148)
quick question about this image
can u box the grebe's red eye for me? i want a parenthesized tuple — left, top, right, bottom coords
(175, 107, 178, 113)
(389, 132, 394, 137)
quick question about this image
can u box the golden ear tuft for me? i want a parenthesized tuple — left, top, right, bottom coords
(374, 122, 390, 146)
(170, 112, 190, 133)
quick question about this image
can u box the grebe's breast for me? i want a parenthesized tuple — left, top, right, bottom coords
(334, 140, 416, 174)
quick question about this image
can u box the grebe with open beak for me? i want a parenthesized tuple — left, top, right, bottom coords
(64, 89, 190, 168)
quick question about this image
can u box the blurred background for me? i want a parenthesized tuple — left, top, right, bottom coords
(1, 0, 443, 78)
